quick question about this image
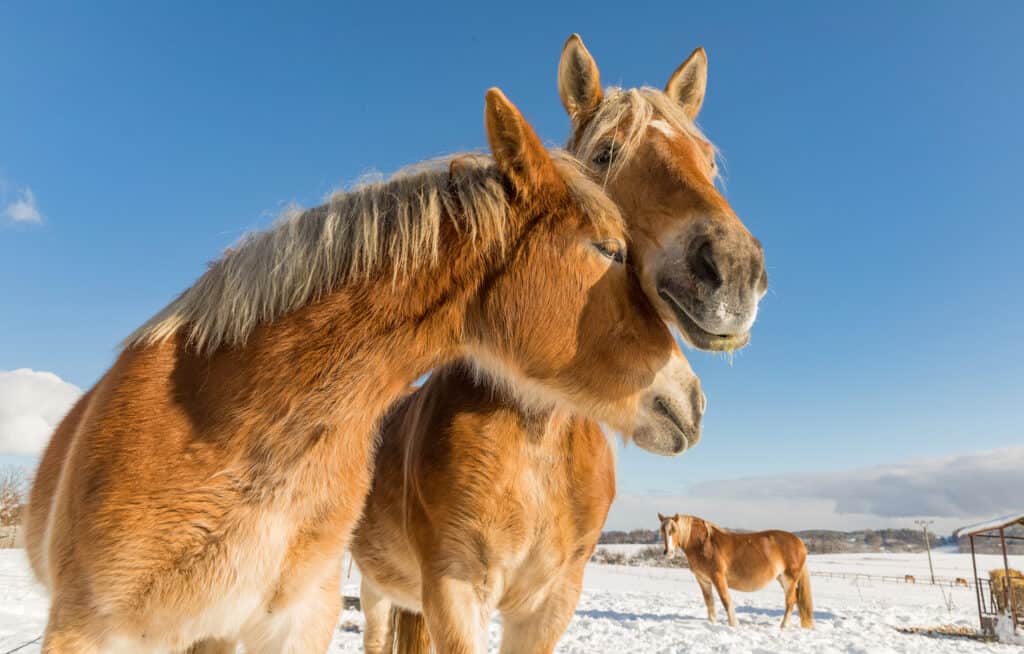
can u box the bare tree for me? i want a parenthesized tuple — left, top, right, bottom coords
(0, 466, 28, 530)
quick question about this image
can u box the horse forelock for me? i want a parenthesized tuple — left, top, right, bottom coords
(570, 87, 721, 184)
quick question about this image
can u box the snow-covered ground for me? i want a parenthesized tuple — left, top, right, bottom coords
(2, 549, 1021, 652)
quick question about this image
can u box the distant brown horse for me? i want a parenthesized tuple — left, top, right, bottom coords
(24, 88, 703, 654)
(659, 514, 814, 628)
(905, 574, 917, 584)
(954, 577, 969, 588)
(351, 35, 766, 654)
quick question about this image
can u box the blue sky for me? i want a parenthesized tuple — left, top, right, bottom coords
(2, 3, 1022, 527)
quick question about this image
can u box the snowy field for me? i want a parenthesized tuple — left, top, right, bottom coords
(2, 549, 1021, 653)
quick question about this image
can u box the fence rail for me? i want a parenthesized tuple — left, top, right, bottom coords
(809, 570, 975, 589)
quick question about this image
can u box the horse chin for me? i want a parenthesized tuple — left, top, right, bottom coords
(658, 289, 751, 352)
(632, 423, 690, 457)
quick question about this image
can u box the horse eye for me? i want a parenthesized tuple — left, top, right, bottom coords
(592, 145, 614, 166)
(594, 239, 625, 263)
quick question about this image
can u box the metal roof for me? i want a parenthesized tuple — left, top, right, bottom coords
(955, 513, 1024, 538)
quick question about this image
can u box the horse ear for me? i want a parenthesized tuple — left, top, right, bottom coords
(485, 87, 560, 199)
(665, 47, 708, 120)
(658, 512, 666, 522)
(558, 34, 603, 123)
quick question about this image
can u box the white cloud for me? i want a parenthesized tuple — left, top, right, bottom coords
(3, 187, 43, 224)
(0, 369, 81, 455)
(607, 446, 1024, 535)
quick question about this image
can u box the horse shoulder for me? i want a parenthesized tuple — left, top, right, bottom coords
(24, 386, 96, 586)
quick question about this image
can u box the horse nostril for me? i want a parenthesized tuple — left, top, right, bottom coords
(690, 240, 722, 290)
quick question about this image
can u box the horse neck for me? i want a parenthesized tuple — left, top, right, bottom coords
(180, 211, 524, 454)
(431, 364, 581, 452)
(381, 365, 613, 565)
(394, 365, 609, 519)
(683, 520, 707, 554)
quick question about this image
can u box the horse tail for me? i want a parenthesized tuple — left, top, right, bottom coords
(796, 565, 814, 628)
(391, 607, 431, 654)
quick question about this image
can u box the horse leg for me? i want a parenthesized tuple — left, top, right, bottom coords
(244, 565, 342, 654)
(498, 575, 582, 654)
(778, 574, 797, 629)
(41, 598, 107, 654)
(697, 577, 717, 623)
(422, 575, 488, 654)
(360, 579, 395, 654)
(711, 573, 737, 627)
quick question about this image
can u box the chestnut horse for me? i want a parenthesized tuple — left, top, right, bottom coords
(353, 35, 766, 653)
(24, 89, 703, 654)
(659, 514, 814, 629)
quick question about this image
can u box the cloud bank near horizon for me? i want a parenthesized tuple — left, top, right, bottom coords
(607, 446, 1024, 534)
(0, 369, 81, 455)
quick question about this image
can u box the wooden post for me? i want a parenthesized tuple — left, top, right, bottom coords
(971, 534, 983, 631)
(1001, 527, 1018, 633)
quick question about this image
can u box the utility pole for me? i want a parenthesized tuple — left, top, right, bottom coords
(915, 519, 936, 584)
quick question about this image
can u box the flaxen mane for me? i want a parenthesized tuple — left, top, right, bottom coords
(570, 87, 720, 181)
(125, 151, 621, 354)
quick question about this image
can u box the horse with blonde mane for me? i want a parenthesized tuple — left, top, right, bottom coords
(659, 513, 814, 629)
(353, 35, 767, 653)
(24, 88, 704, 654)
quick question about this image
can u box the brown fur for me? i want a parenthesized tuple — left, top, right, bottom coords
(954, 577, 969, 588)
(905, 574, 916, 584)
(352, 366, 619, 654)
(659, 514, 814, 629)
(349, 36, 768, 653)
(24, 89, 691, 654)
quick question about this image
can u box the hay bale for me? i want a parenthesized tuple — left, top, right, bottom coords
(990, 569, 1024, 614)
(990, 568, 1023, 580)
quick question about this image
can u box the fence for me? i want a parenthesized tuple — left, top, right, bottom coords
(809, 570, 975, 589)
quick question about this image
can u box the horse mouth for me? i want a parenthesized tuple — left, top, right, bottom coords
(653, 398, 692, 454)
(658, 290, 750, 352)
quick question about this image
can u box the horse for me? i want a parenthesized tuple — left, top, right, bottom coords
(352, 365, 624, 654)
(558, 34, 766, 351)
(23, 88, 704, 654)
(352, 35, 766, 653)
(954, 577, 969, 588)
(905, 574, 916, 584)
(659, 514, 814, 629)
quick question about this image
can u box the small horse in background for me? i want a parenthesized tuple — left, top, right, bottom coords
(905, 574, 917, 584)
(659, 513, 814, 629)
(954, 577, 969, 588)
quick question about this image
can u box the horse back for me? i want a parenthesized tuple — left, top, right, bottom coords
(731, 529, 807, 576)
